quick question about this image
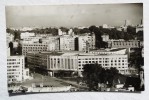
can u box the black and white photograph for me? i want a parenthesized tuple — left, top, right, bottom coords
(5, 3, 144, 95)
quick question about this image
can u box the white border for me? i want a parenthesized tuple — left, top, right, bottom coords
(0, 0, 149, 100)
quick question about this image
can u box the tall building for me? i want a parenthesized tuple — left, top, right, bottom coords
(59, 36, 75, 51)
(78, 34, 95, 52)
(7, 55, 29, 83)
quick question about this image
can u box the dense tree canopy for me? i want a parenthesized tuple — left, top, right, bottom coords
(82, 64, 119, 90)
(129, 48, 144, 69)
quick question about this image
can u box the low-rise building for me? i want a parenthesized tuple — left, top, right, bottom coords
(89, 48, 127, 55)
(108, 40, 141, 48)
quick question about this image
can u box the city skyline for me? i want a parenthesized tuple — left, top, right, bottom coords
(6, 3, 143, 28)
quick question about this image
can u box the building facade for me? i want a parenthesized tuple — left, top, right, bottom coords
(108, 40, 141, 48)
(22, 43, 48, 55)
(26, 51, 129, 77)
(59, 36, 75, 51)
(78, 34, 95, 52)
(7, 56, 29, 83)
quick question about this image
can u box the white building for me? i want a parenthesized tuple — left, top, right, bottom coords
(7, 47, 10, 56)
(7, 33, 14, 47)
(7, 55, 29, 83)
(22, 43, 48, 55)
(136, 26, 143, 33)
(20, 32, 35, 39)
(13, 41, 19, 48)
(58, 29, 67, 35)
(89, 48, 127, 55)
(27, 50, 128, 77)
(101, 34, 109, 42)
(78, 33, 95, 52)
(68, 28, 74, 36)
(59, 36, 75, 51)
(102, 24, 108, 28)
(77, 53, 128, 76)
(47, 40, 59, 51)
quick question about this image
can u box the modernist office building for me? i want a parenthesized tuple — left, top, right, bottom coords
(7, 55, 30, 83)
(22, 43, 48, 55)
(26, 49, 128, 77)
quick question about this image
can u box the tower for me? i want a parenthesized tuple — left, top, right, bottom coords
(124, 20, 131, 26)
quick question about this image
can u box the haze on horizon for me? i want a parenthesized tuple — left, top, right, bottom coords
(5, 3, 143, 28)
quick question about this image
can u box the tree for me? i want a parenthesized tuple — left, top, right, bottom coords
(89, 26, 103, 48)
(82, 64, 119, 90)
(14, 31, 20, 40)
(137, 31, 143, 41)
(83, 64, 103, 90)
(129, 48, 144, 69)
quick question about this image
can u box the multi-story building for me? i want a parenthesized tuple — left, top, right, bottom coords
(108, 40, 141, 48)
(89, 48, 127, 55)
(77, 53, 128, 76)
(22, 43, 48, 55)
(59, 36, 75, 51)
(47, 40, 59, 51)
(7, 55, 29, 83)
(78, 33, 95, 52)
(26, 50, 128, 77)
(20, 32, 35, 39)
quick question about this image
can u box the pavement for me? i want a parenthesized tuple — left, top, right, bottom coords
(22, 73, 70, 87)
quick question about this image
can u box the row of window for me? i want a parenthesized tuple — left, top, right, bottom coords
(7, 72, 20, 74)
(7, 69, 20, 71)
(7, 75, 19, 78)
(79, 63, 127, 66)
(7, 66, 20, 68)
(113, 42, 139, 46)
(7, 62, 21, 64)
(23, 45, 47, 46)
(7, 59, 17, 61)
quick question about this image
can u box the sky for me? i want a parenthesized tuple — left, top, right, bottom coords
(5, 3, 143, 28)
